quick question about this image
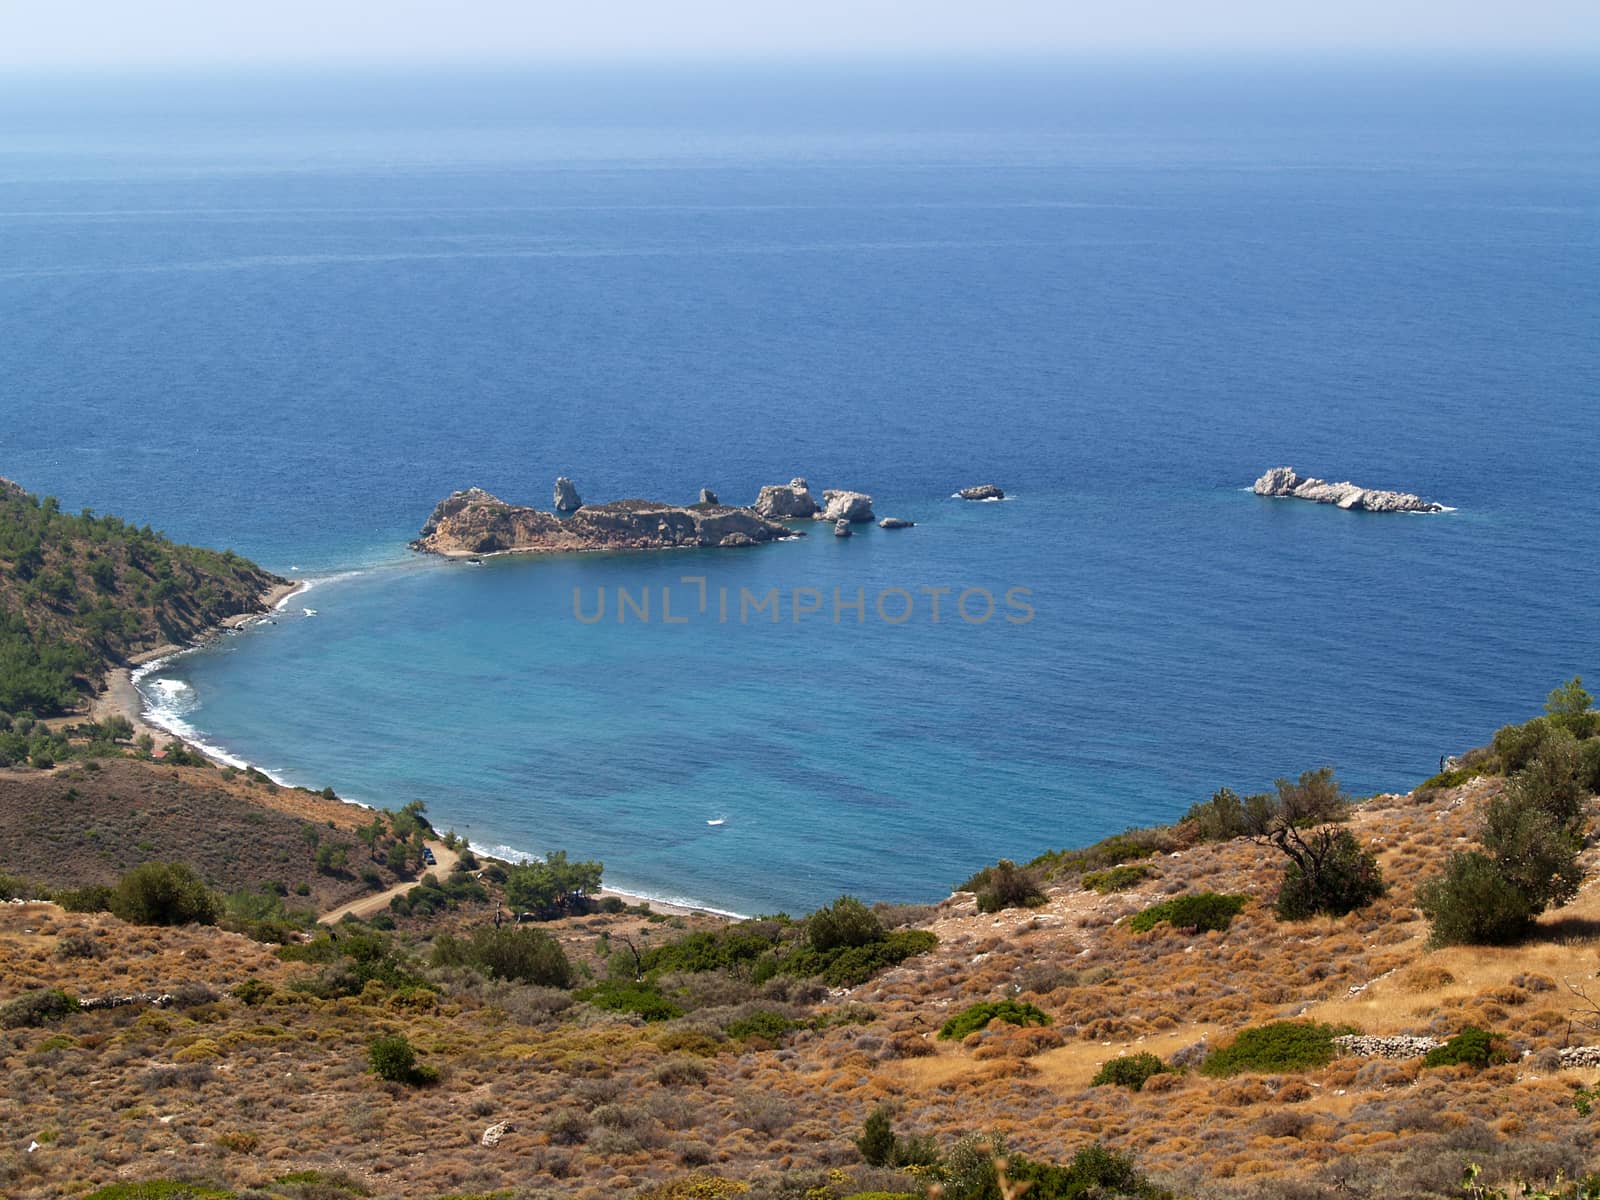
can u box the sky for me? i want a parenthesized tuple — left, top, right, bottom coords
(1, 0, 1597, 70)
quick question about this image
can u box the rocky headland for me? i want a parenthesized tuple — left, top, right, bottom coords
(1252, 466, 1446, 513)
(411, 487, 793, 557)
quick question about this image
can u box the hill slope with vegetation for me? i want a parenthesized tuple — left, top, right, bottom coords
(1, 686, 1598, 1199)
(0, 476, 284, 714)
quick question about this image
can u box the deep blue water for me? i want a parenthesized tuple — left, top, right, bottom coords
(3, 61, 1597, 913)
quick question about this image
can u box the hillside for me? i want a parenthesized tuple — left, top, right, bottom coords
(2, 742, 1598, 1200)
(0, 757, 418, 914)
(0, 477, 285, 714)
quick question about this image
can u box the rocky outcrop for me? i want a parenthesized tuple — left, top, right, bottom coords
(698, 488, 719, 506)
(1253, 467, 1445, 514)
(833, 519, 852, 538)
(753, 478, 819, 520)
(480, 1121, 515, 1148)
(957, 484, 1005, 501)
(413, 489, 793, 558)
(553, 477, 583, 513)
(818, 490, 875, 523)
(879, 517, 914, 529)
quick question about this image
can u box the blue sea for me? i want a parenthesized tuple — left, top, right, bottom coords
(3, 60, 1596, 914)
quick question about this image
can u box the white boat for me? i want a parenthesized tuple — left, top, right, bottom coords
(303, 608, 318, 616)
(706, 817, 726, 827)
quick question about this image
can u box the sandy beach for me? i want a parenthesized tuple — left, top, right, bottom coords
(92, 579, 306, 747)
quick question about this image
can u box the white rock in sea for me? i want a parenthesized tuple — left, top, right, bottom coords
(819, 489, 875, 522)
(957, 483, 1005, 501)
(879, 517, 914, 529)
(753, 477, 820, 520)
(553, 476, 583, 513)
(833, 518, 853, 538)
(1252, 466, 1444, 514)
(699, 487, 719, 505)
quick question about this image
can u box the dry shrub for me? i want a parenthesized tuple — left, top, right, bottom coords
(1399, 963, 1455, 992)
(880, 1032, 934, 1059)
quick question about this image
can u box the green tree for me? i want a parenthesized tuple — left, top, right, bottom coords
(1273, 766, 1347, 826)
(1418, 850, 1538, 946)
(1267, 824, 1386, 920)
(110, 862, 219, 926)
(1547, 675, 1595, 726)
(504, 850, 603, 920)
(806, 895, 884, 952)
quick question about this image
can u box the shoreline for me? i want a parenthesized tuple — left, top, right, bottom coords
(93, 580, 738, 920)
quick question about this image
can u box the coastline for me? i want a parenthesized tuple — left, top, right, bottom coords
(94, 578, 306, 751)
(93, 577, 738, 920)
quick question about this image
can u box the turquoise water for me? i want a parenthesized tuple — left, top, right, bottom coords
(3, 62, 1597, 913)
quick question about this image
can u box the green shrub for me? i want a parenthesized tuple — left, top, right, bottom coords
(82, 1184, 236, 1200)
(776, 928, 937, 988)
(938, 999, 1051, 1041)
(806, 895, 884, 951)
(1090, 1052, 1172, 1091)
(1417, 765, 1487, 791)
(1182, 786, 1274, 840)
(854, 1105, 939, 1169)
(1418, 852, 1536, 946)
(1271, 827, 1386, 920)
(1004, 1143, 1172, 1200)
(1015, 827, 1176, 883)
(110, 861, 219, 926)
(580, 980, 683, 1021)
(1546, 676, 1598, 739)
(56, 883, 114, 913)
(1128, 892, 1247, 934)
(0, 871, 41, 900)
(431, 925, 571, 988)
(639, 921, 786, 976)
(971, 859, 1046, 913)
(367, 1033, 437, 1085)
(1493, 716, 1556, 774)
(724, 1010, 800, 1042)
(1201, 1021, 1347, 1076)
(1423, 1026, 1512, 1069)
(0, 987, 78, 1029)
(1081, 864, 1154, 894)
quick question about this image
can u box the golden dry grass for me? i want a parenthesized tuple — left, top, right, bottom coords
(2, 775, 1599, 1199)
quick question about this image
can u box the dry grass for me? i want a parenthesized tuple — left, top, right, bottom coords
(2, 775, 1599, 1198)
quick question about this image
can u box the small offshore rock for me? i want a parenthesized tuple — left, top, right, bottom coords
(819, 489, 875, 522)
(879, 517, 915, 529)
(553, 476, 583, 513)
(833, 519, 853, 538)
(1252, 466, 1444, 514)
(957, 484, 1005, 501)
(480, 1121, 515, 1148)
(698, 488, 719, 505)
(753, 477, 820, 520)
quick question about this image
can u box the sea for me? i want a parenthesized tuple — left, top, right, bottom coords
(2, 59, 1596, 915)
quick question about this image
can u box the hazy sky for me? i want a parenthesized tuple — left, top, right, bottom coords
(3, 0, 1597, 69)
